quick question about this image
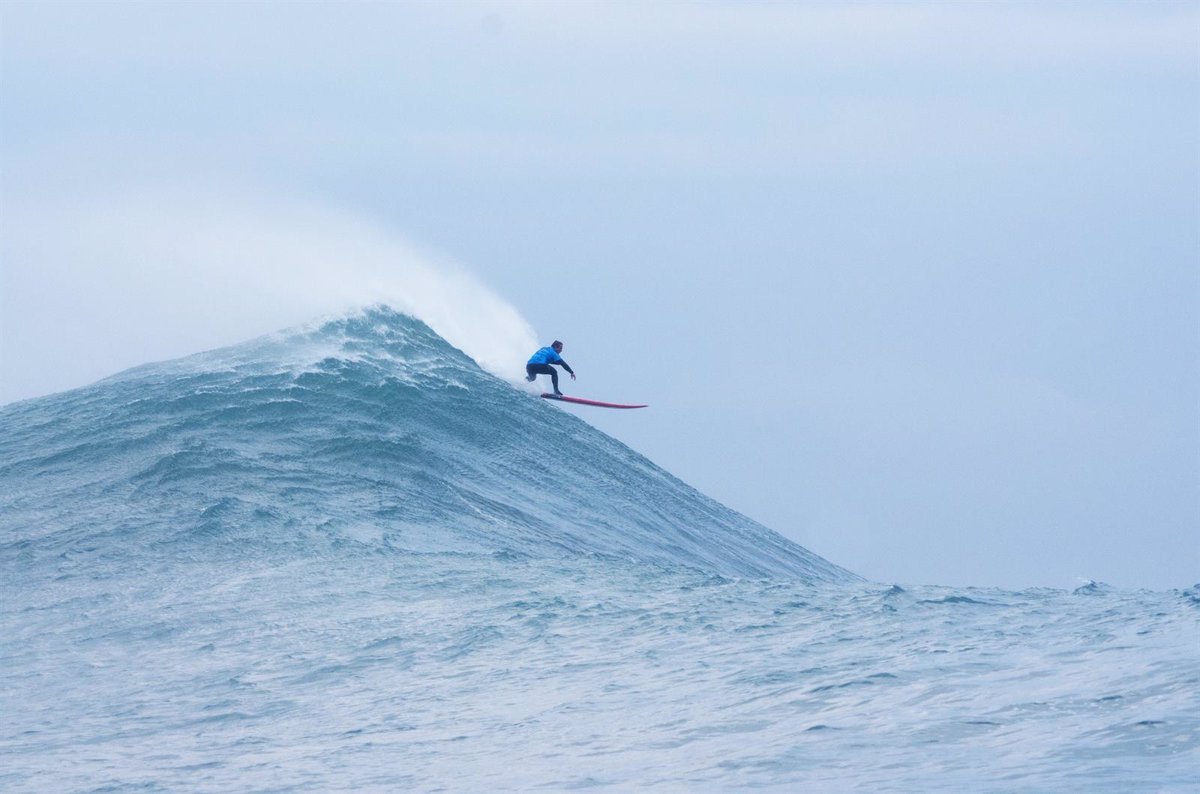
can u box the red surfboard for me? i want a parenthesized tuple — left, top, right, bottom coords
(541, 393, 648, 410)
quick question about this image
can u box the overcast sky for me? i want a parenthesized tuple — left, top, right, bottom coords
(2, 1, 1196, 589)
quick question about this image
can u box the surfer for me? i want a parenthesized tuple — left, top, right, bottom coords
(525, 341, 575, 396)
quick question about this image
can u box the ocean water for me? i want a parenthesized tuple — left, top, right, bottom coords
(2, 308, 1196, 791)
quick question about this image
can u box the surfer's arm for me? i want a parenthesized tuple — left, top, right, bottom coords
(559, 360, 575, 376)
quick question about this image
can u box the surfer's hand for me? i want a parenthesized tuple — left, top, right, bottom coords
(570, 373, 576, 380)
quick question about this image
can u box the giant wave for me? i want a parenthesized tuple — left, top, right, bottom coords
(2, 308, 1196, 792)
(0, 306, 849, 580)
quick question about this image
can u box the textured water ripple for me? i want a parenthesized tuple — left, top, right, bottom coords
(2, 552, 1196, 792)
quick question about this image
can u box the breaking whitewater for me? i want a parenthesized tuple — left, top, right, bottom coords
(2, 307, 1196, 791)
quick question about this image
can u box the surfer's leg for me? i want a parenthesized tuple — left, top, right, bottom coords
(527, 363, 556, 388)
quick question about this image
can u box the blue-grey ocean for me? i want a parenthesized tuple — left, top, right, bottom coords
(2, 308, 1196, 792)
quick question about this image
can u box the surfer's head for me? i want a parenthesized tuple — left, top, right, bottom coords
(552, 341, 563, 352)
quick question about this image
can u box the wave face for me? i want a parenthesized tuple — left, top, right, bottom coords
(2, 308, 1196, 791)
(0, 306, 850, 580)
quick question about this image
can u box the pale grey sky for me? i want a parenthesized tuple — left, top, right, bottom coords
(2, 1, 1197, 589)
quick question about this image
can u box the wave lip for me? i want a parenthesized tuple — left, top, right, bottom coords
(0, 306, 855, 582)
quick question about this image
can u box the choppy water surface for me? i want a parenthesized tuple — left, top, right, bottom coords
(3, 552, 1197, 791)
(2, 309, 1196, 791)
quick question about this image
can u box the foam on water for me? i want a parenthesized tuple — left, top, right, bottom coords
(1, 308, 1196, 791)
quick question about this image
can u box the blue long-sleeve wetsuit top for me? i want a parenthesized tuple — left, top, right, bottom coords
(528, 346, 573, 373)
